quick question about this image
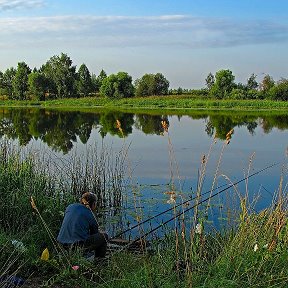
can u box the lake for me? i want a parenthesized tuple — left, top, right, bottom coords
(1, 107, 287, 237)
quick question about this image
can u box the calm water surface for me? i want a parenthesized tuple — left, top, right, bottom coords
(1, 108, 287, 234)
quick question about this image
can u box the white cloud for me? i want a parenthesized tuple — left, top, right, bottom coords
(0, 15, 287, 49)
(0, 0, 44, 10)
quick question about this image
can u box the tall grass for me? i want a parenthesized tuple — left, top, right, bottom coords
(0, 139, 127, 283)
(1, 96, 288, 111)
(1, 129, 287, 287)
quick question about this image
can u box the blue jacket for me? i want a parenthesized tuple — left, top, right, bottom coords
(57, 203, 98, 244)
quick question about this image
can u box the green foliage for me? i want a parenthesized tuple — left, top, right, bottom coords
(100, 72, 134, 99)
(77, 64, 93, 97)
(134, 74, 155, 97)
(28, 72, 49, 100)
(1, 53, 288, 103)
(269, 78, 288, 101)
(12, 62, 31, 100)
(246, 73, 258, 90)
(135, 73, 169, 97)
(258, 74, 275, 100)
(154, 73, 169, 95)
(42, 53, 77, 99)
(210, 69, 236, 99)
(93, 69, 107, 92)
(135, 114, 169, 135)
(229, 88, 247, 100)
(99, 111, 134, 138)
(205, 72, 215, 91)
(0, 67, 16, 98)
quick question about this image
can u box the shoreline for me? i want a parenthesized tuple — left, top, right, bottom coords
(0, 96, 288, 112)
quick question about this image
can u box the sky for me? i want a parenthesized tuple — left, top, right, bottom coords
(0, 0, 288, 88)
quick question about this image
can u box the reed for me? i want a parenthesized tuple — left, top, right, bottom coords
(1, 128, 287, 287)
(0, 139, 127, 284)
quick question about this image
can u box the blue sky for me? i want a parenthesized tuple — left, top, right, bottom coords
(0, 0, 288, 88)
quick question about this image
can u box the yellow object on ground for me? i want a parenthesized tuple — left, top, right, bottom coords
(40, 248, 50, 261)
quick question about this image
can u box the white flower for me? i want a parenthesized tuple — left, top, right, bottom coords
(253, 243, 259, 252)
(167, 195, 176, 204)
(263, 244, 269, 249)
(195, 223, 203, 235)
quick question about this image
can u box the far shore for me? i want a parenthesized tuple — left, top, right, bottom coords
(0, 95, 288, 112)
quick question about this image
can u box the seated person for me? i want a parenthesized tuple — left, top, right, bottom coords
(57, 192, 108, 258)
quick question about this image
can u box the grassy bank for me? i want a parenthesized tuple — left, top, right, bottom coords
(1, 141, 288, 287)
(0, 95, 288, 111)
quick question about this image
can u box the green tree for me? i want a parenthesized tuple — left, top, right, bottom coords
(154, 73, 169, 95)
(246, 73, 258, 90)
(135, 73, 169, 97)
(205, 72, 215, 91)
(259, 74, 274, 92)
(1, 67, 16, 98)
(91, 69, 107, 93)
(177, 87, 183, 95)
(100, 72, 134, 99)
(77, 64, 92, 97)
(28, 72, 48, 100)
(42, 53, 77, 98)
(269, 78, 288, 101)
(12, 62, 31, 100)
(97, 69, 107, 91)
(135, 74, 155, 97)
(210, 69, 235, 99)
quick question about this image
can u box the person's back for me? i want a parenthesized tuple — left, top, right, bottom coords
(57, 203, 98, 244)
(57, 192, 108, 258)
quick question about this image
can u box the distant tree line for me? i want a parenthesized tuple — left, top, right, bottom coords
(0, 53, 287, 101)
(204, 70, 288, 101)
(0, 53, 169, 101)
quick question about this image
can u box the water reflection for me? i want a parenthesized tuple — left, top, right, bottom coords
(0, 108, 288, 153)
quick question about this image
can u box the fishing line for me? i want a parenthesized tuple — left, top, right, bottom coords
(116, 162, 279, 248)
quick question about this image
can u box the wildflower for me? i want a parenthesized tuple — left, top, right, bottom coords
(181, 231, 185, 239)
(225, 129, 234, 145)
(263, 244, 269, 249)
(195, 223, 203, 235)
(167, 195, 176, 204)
(253, 243, 259, 252)
(164, 191, 176, 195)
(161, 120, 169, 133)
(116, 119, 121, 129)
(226, 129, 234, 138)
(116, 119, 124, 136)
(72, 265, 80, 271)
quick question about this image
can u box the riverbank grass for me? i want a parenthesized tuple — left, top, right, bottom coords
(0, 141, 287, 287)
(0, 95, 288, 111)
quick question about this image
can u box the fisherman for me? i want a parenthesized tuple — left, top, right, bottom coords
(57, 192, 108, 258)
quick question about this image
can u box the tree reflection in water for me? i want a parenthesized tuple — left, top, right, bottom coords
(0, 108, 287, 153)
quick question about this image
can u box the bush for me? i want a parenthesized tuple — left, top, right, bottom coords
(269, 79, 288, 101)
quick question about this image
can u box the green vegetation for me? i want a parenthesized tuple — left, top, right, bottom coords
(1, 141, 287, 287)
(1, 53, 287, 101)
(100, 71, 134, 99)
(135, 73, 169, 97)
(0, 96, 288, 111)
(0, 107, 287, 153)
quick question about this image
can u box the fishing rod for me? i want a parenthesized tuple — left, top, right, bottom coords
(112, 162, 279, 239)
(112, 181, 229, 239)
(118, 162, 279, 247)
